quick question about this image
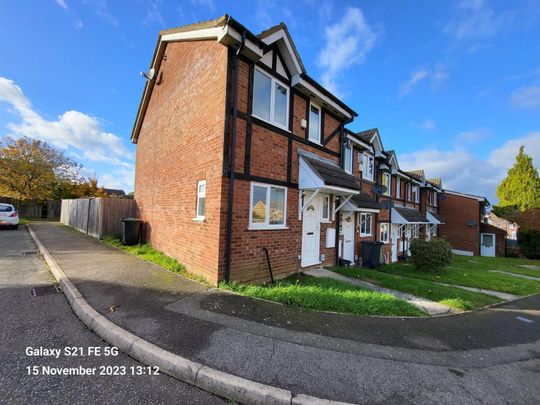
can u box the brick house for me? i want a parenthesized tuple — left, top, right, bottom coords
(342, 129, 444, 265)
(439, 190, 505, 257)
(132, 16, 363, 285)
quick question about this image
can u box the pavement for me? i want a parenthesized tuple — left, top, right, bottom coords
(23, 223, 540, 404)
(304, 267, 455, 315)
(0, 226, 224, 405)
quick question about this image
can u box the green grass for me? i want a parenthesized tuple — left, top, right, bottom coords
(220, 275, 426, 317)
(451, 255, 540, 278)
(377, 256, 540, 296)
(103, 236, 207, 284)
(333, 266, 500, 310)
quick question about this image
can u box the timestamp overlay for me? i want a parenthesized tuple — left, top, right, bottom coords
(24, 346, 160, 377)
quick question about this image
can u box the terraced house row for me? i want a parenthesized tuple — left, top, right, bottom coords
(132, 15, 499, 285)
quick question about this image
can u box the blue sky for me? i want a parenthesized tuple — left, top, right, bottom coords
(0, 0, 539, 203)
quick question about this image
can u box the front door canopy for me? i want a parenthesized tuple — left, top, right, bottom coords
(298, 151, 360, 197)
(426, 211, 445, 224)
(391, 207, 429, 225)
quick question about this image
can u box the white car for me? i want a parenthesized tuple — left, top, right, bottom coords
(0, 203, 19, 229)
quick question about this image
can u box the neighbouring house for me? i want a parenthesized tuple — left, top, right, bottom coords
(439, 190, 505, 257)
(485, 211, 519, 247)
(102, 188, 127, 198)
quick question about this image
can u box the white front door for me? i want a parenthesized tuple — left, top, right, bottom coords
(480, 233, 496, 257)
(301, 200, 320, 267)
(391, 224, 398, 262)
(341, 211, 355, 263)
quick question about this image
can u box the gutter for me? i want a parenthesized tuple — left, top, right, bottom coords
(224, 26, 247, 282)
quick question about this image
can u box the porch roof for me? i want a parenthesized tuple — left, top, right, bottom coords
(392, 207, 429, 224)
(426, 211, 445, 224)
(298, 151, 360, 195)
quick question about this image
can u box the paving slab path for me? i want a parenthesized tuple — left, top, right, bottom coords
(304, 267, 456, 315)
(433, 281, 519, 301)
(25, 223, 540, 405)
(488, 270, 540, 281)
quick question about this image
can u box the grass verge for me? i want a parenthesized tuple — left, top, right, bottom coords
(378, 258, 540, 296)
(220, 275, 425, 317)
(103, 236, 207, 284)
(451, 255, 540, 278)
(333, 267, 500, 310)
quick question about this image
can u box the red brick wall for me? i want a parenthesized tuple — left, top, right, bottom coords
(439, 193, 481, 255)
(134, 40, 228, 285)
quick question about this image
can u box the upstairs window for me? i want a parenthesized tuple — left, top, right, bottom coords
(344, 145, 353, 174)
(396, 178, 401, 198)
(308, 103, 321, 143)
(380, 223, 389, 243)
(381, 173, 391, 196)
(253, 68, 289, 129)
(196, 180, 206, 220)
(250, 183, 287, 229)
(359, 213, 372, 236)
(361, 153, 374, 181)
(434, 192, 438, 207)
(407, 183, 412, 201)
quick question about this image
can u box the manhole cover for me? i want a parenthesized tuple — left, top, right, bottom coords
(22, 251, 38, 256)
(31, 285, 61, 297)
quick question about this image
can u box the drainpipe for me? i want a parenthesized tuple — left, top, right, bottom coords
(224, 27, 246, 283)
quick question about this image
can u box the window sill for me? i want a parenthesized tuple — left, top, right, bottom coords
(192, 217, 206, 222)
(251, 114, 291, 133)
(320, 220, 332, 224)
(360, 233, 372, 237)
(308, 138, 323, 146)
(248, 225, 289, 231)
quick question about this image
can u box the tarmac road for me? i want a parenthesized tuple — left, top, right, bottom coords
(0, 226, 225, 405)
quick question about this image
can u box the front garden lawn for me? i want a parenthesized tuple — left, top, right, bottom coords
(220, 275, 425, 317)
(451, 255, 540, 278)
(377, 256, 540, 296)
(333, 266, 500, 311)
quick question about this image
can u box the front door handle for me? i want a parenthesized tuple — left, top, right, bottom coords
(307, 232, 314, 235)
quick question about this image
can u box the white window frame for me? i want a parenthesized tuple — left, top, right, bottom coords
(359, 213, 372, 236)
(321, 194, 330, 222)
(249, 182, 288, 230)
(434, 192, 438, 207)
(308, 102, 322, 144)
(407, 183, 412, 201)
(412, 185, 420, 203)
(195, 180, 206, 220)
(396, 178, 401, 199)
(344, 145, 353, 174)
(380, 223, 389, 243)
(361, 152, 374, 181)
(382, 173, 391, 196)
(252, 67, 290, 131)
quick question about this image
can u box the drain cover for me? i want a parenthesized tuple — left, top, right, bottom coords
(22, 251, 38, 256)
(31, 285, 61, 297)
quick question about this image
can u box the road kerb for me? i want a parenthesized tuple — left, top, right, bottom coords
(26, 225, 352, 405)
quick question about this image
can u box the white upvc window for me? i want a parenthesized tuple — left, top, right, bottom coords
(249, 182, 287, 229)
(361, 153, 374, 181)
(196, 180, 206, 220)
(396, 178, 401, 199)
(252, 67, 290, 130)
(434, 192, 438, 207)
(411, 224, 420, 238)
(359, 213, 372, 236)
(308, 103, 321, 144)
(344, 145, 353, 174)
(406, 183, 412, 201)
(321, 194, 330, 222)
(381, 173, 391, 196)
(412, 185, 420, 203)
(380, 223, 389, 243)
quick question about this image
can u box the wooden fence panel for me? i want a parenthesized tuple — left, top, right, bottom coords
(61, 198, 135, 239)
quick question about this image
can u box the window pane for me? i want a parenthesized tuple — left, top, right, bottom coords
(253, 70, 271, 120)
(269, 187, 285, 225)
(309, 106, 320, 141)
(345, 146, 352, 172)
(273, 82, 288, 126)
(252, 185, 267, 223)
(197, 197, 205, 217)
(322, 196, 329, 219)
(198, 182, 206, 195)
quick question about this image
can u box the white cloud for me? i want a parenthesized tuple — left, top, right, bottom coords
(510, 85, 540, 110)
(399, 132, 540, 204)
(74, 19, 84, 29)
(0, 76, 133, 170)
(317, 7, 377, 95)
(99, 167, 135, 192)
(456, 129, 488, 144)
(55, 0, 68, 10)
(444, 0, 508, 41)
(399, 65, 449, 98)
(86, 0, 118, 26)
(413, 119, 436, 131)
(142, 0, 165, 27)
(191, 0, 215, 11)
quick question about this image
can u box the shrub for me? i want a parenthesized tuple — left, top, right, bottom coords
(518, 228, 540, 259)
(409, 238, 452, 273)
